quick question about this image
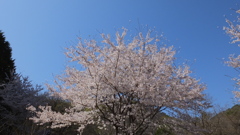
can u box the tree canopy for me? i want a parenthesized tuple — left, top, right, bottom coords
(28, 29, 209, 134)
(0, 31, 15, 84)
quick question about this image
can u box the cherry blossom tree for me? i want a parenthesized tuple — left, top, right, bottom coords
(0, 73, 47, 134)
(224, 9, 240, 99)
(28, 28, 207, 134)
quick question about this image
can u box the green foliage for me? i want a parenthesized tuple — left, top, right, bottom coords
(154, 126, 175, 135)
(0, 30, 15, 84)
(49, 125, 79, 135)
(46, 97, 72, 114)
(225, 104, 240, 116)
(82, 124, 102, 135)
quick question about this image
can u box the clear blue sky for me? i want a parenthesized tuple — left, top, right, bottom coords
(0, 0, 240, 108)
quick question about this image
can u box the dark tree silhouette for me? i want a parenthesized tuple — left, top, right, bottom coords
(0, 31, 15, 84)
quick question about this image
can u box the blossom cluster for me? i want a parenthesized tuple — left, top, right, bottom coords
(224, 10, 240, 99)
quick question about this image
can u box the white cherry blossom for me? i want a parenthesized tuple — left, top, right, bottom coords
(224, 9, 240, 100)
(28, 28, 207, 134)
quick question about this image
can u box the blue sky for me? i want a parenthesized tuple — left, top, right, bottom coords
(0, 0, 240, 108)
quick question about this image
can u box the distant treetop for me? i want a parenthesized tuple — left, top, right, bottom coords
(0, 31, 15, 84)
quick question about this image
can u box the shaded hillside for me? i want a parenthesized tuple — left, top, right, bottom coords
(210, 105, 240, 135)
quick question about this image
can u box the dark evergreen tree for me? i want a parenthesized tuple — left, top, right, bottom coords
(0, 31, 15, 84)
